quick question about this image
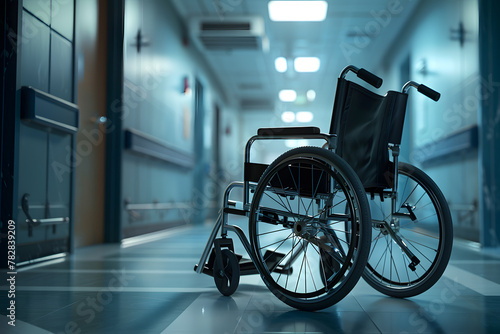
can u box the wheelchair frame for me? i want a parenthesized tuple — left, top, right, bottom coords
(195, 131, 336, 277)
(194, 64, 452, 309)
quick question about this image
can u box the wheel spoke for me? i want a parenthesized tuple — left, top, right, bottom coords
(372, 236, 390, 272)
(259, 232, 294, 250)
(257, 227, 290, 237)
(268, 174, 295, 215)
(400, 234, 435, 264)
(263, 190, 293, 217)
(401, 237, 438, 252)
(368, 231, 383, 261)
(401, 183, 419, 206)
(413, 191, 427, 207)
(398, 177, 410, 209)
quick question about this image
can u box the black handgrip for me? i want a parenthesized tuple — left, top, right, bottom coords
(418, 84, 441, 101)
(357, 68, 383, 88)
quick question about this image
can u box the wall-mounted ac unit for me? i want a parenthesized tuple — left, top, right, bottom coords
(189, 16, 268, 51)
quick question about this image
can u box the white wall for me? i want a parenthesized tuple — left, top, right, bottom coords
(380, 0, 480, 240)
(121, 0, 240, 233)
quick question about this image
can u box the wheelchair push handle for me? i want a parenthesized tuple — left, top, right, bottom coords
(340, 65, 383, 88)
(417, 84, 441, 101)
(402, 81, 441, 101)
(357, 68, 383, 88)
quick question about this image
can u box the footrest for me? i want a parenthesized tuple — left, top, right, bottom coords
(236, 251, 291, 275)
(239, 257, 259, 275)
(263, 250, 291, 275)
(196, 248, 292, 277)
(223, 208, 247, 216)
(196, 248, 257, 276)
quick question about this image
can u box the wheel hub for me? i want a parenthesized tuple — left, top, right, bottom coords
(293, 220, 309, 237)
(390, 217, 400, 233)
(293, 219, 320, 239)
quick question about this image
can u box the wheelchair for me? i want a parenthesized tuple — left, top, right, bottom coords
(194, 65, 453, 311)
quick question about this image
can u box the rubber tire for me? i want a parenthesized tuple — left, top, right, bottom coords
(214, 249, 240, 296)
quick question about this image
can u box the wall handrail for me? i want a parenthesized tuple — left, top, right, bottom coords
(125, 201, 192, 210)
(124, 128, 195, 168)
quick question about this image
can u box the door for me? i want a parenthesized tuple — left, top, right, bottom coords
(15, 1, 77, 263)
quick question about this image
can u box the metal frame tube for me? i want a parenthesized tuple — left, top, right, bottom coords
(198, 133, 335, 275)
(195, 181, 245, 274)
(402, 81, 420, 93)
(195, 212, 223, 274)
(391, 145, 400, 215)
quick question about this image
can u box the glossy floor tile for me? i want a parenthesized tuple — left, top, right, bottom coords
(2, 222, 500, 334)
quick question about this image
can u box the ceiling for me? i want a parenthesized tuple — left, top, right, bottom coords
(171, 0, 420, 119)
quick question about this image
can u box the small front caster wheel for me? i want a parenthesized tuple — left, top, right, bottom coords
(213, 249, 240, 296)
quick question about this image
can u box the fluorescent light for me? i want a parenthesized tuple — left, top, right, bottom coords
(306, 90, 316, 101)
(296, 111, 313, 123)
(275, 57, 287, 72)
(268, 1, 328, 22)
(279, 89, 296, 102)
(294, 57, 320, 72)
(281, 111, 295, 123)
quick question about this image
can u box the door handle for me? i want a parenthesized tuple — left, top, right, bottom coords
(21, 193, 69, 236)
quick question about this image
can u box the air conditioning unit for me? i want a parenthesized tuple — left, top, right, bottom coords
(240, 98, 274, 111)
(189, 16, 268, 51)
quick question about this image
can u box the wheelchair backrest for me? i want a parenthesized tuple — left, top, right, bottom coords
(329, 78, 408, 191)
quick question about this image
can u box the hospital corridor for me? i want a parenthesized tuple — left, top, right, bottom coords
(1, 0, 500, 333)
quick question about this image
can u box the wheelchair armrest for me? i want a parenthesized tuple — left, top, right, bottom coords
(257, 126, 320, 137)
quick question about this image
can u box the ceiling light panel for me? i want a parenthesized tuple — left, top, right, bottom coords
(294, 57, 320, 72)
(306, 90, 316, 101)
(275, 57, 287, 72)
(268, 1, 328, 22)
(296, 111, 314, 122)
(281, 111, 295, 123)
(279, 89, 297, 102)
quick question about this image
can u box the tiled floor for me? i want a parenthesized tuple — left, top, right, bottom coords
(2, 220, 500, 334)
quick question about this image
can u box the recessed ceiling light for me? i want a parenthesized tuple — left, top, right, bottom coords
(279, 89, 297, 102)
(268, 1, 328, 22)
(306, 90, 316, 101)
(275, 57, 287, 72)
(294, 57, 320, 72)
(296, 111, 314, 123)
(281, 111, 295, 123)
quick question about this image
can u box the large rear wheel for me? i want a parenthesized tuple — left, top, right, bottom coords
(249, 147, 371, 311)
(363, 162, 453, 297)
